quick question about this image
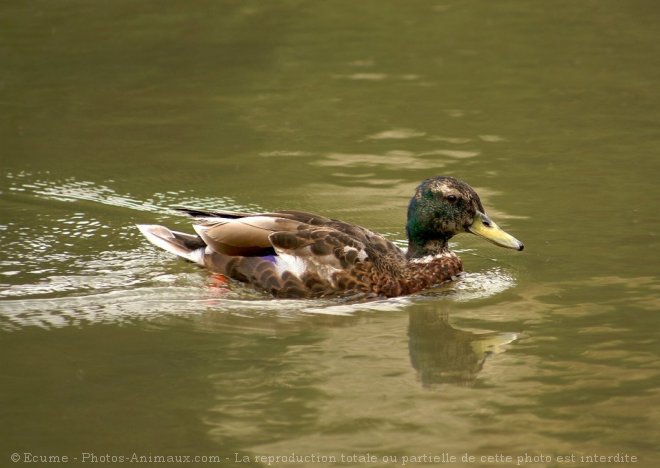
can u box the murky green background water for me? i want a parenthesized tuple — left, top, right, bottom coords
(2, 1, 659, 467)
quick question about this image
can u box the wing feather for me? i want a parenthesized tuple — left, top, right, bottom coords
(193, 216, 304, 256)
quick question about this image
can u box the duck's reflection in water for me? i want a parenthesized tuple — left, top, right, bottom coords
(408, 303, 517, 387)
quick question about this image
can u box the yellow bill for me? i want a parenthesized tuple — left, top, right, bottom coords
(468, 211, 524, 251)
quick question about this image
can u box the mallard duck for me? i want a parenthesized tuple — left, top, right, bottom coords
(137, 176, 523, 299)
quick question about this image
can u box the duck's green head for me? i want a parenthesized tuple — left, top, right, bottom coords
(405, 176, 524, 258)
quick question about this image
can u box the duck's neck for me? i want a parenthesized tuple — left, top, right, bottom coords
(401, 240, 463, 295)
(406, 238, 450, 260)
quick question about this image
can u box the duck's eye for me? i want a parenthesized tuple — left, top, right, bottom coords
(446, 194, 458, 204)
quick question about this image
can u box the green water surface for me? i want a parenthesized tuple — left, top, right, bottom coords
(1, 1, 659, 467)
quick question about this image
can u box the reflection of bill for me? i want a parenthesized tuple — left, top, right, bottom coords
(408, 304, 517, 387)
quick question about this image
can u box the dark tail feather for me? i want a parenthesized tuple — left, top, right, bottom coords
(173, 207, 254, 219)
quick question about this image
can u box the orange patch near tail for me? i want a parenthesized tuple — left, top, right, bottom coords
(209, 274, 231, 287)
